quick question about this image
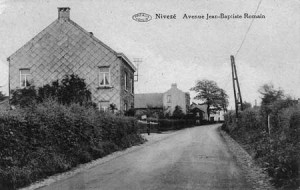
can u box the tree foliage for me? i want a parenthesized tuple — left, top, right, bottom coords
(0, 91, 6, 102)
(172, 105, 185, 119)
(11, 86, 37, 107)
(190, 79, 228, 118)
(242, 101, 252, 110)
(259, 83, 284, 107)
(258, 83, 298, 132)
(38, 74, 91, 105)
(11, 74, 92, 107)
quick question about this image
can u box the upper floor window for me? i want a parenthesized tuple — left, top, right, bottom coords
(99, 67, 110, 86)
(167, 95, 171, 103)
(20, 69, 31, 87)
(131, 77, 134, 94)
(124, 72, 128, 90)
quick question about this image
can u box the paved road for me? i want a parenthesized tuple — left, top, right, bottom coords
(38, 124, 252, 190)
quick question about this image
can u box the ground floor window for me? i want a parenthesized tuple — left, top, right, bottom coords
(99, 101, 109, 111)
(124, 102, 128, 111)
(20, 69, 31, 87)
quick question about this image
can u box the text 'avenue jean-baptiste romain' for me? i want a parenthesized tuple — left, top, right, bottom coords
(155, 13, 266, 20)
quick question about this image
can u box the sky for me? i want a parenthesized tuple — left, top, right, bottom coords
(0, 0, 299, 109)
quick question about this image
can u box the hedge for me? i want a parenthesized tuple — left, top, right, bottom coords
(222, 104, 300, 189)
(0, 100, 144, 189)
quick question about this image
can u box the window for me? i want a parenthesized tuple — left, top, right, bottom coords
(167, 95, 171, 103)
(99, 101, 109, 111)
(124, 102, 128, 111)
(131, 77, 134, 93)
(20, 69, 31, 87)
(124, 72, 128, 90)
(99, 67, 110, 86)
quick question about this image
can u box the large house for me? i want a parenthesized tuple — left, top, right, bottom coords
(135, 83, 190, 116)
(7, 7, 136, 112)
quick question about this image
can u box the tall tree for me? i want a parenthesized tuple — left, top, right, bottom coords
(190, 79, 228, 119)
(217, 88, 229, 112)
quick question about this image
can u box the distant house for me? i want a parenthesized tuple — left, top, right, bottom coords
(190, 102, 225, 122)
(190, 103, 207, 120)
(7, 7, 136, 112)
(135, 93, 164, 115)
(210, 110, 225, 122)
(135, 83, 190, 116)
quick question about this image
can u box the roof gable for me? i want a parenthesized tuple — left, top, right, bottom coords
(8, 19, 116, 61)
(7, 13, 136, 71)
(7, 20, 57, 61)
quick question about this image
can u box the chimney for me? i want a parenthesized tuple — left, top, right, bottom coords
(171, 83, 177, 88)
(58, 7, 70, 20)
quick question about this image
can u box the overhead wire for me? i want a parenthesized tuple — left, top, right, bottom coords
(235, 0, 263, 57)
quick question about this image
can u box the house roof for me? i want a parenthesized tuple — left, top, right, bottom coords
(190, 107, 205, 113)
(190, 103, 208, 113)
(7, 8, 136, 72)
(116, 53, 137, 71)
(135, 93, 163, 109)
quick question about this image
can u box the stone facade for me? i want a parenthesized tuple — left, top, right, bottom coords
(8, 7, 136, 112)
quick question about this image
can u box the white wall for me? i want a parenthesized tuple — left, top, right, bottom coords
(162, 84, 187, 115)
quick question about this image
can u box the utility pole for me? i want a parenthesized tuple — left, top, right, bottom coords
(230, 55, 243, 118)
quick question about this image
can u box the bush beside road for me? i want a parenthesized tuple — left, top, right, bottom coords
(222, 103, 300, 189)
(0, 100, 145, 189)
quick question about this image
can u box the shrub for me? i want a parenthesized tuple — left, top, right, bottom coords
(0, 91, 6, 102)
(11, 74, 93, 108)
(10, 86, 37, 108)
(172, 106, 185, 119)
(0, 100, 144, 189)
(223, 104, 300, 189)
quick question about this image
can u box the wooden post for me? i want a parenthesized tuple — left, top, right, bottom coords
(231, 55, 244, 119)
(233, 60, 243, 111)
(231, 55, 238, 118)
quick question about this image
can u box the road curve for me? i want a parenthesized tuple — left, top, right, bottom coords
(37, 124, 252, 190)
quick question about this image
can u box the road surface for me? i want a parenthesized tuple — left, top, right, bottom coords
(37, 124, 252, 190)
